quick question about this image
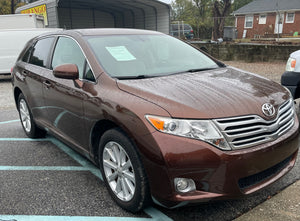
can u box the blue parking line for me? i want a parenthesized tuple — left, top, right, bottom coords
(0, 166, 88, 171)
(0, 120, 173, 221)
(49, 137, 104, 181)
(49, 138, 93, 168)
(0, 119, 19, 124)
(0, 138, 49, 141)
(144, 207, 173, 221)
(0, 215, 153, 221)
(0, 207, 172, 221)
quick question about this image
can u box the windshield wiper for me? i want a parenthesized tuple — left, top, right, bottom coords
(116, 67, 219, 79)
(170, 67, 218, 75)
(186, 67, 218, 72)
(116, 75, 157, 80)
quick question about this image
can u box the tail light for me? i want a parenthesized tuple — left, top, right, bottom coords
(190, 30, 194, 33)
(11, 67, 13, 74)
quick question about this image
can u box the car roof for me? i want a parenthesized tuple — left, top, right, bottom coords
(65, 28, 164, 36)
(33, 28, 165, 41)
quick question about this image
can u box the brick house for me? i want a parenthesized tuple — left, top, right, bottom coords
(233, 0, 300, 39)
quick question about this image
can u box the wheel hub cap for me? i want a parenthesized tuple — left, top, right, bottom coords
(19, 99, 31, 133)
(103, 141, 136, 202)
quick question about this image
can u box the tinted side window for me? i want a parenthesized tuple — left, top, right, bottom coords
(21, 46, 33, 62)
(84, 62, 95, 82)
(51, 37, 85, 79)
(29, 38, 54, 68)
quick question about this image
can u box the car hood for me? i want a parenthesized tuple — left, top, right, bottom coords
(117, 67, 290, 119)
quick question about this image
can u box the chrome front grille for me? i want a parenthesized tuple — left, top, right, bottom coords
(213, 99, 295, 150)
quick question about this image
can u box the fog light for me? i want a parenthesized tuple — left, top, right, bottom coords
(174, 178, 196, 193)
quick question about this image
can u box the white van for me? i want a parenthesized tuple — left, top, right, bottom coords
(0, 14, 45, 29)
(0, 28, 62, 75)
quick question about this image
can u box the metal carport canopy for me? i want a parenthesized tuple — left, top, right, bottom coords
(16, 0, 171, 34)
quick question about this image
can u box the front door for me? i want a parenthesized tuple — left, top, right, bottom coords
(274, 13, 284, 34)
(43, 36, 89, 152)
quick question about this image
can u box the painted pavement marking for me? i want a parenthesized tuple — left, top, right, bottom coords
(0, 119, 173, 221)
(0, 119, 20, 125)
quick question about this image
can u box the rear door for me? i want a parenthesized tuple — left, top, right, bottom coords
(17, 37, 55, 123)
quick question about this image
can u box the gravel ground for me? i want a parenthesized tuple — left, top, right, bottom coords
(225, 61, 286, 83)
(0, 61, 287, 111)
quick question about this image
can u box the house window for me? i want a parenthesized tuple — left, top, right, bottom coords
(244, 15, 253, 28)
(286, 12, 295, 23)
(259, 14, 267, 24)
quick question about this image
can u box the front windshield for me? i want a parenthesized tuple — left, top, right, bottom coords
(86, 34, 219, 78)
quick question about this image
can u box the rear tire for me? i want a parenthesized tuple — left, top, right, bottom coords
(17, 93, 46, 138)
(99, 128, 150, 212)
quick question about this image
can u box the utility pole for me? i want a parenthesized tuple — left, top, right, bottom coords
(276, 1, 279, 40)
(11, 0, 14, 14)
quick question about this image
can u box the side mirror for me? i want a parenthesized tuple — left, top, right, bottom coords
(53, 64, 79, 80)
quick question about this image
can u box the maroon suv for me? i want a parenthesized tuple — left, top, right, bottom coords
(11, 29, 299, 212)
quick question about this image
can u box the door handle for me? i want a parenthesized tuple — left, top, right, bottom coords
(43, 80, 51, 89)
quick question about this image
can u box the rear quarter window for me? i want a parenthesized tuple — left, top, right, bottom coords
(29, 37, 55, 68)
(21, 46, 33, 63)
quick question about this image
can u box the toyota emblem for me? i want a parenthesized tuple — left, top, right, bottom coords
(262, 103, 276, 117)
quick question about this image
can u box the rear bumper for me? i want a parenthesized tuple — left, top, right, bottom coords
(0, 72, 11, 76)
(141, 116, 300, 208)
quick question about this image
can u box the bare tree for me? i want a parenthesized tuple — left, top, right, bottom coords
(192, 0, 210, 38)
(212, 0, 231, 41)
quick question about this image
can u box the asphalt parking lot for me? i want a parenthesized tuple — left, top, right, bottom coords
(0, 65, 299, 221)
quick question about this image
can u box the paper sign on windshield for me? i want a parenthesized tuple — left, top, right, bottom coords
(106, 46, 136, 61)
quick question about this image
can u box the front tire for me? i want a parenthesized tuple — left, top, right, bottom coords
(17, 93, 46, 138)
(99, 128, 150, 212)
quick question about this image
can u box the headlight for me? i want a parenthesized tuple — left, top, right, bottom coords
(145, 115, 231, 150)
(286, 57, 296, 72)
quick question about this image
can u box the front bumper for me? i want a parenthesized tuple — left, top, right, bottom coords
(139, 116, 299, 208)
(281, 71, 300, 99)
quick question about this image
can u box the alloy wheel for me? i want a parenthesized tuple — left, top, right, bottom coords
(103, 141, 136, 202)
(19, 99, 31, 133)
